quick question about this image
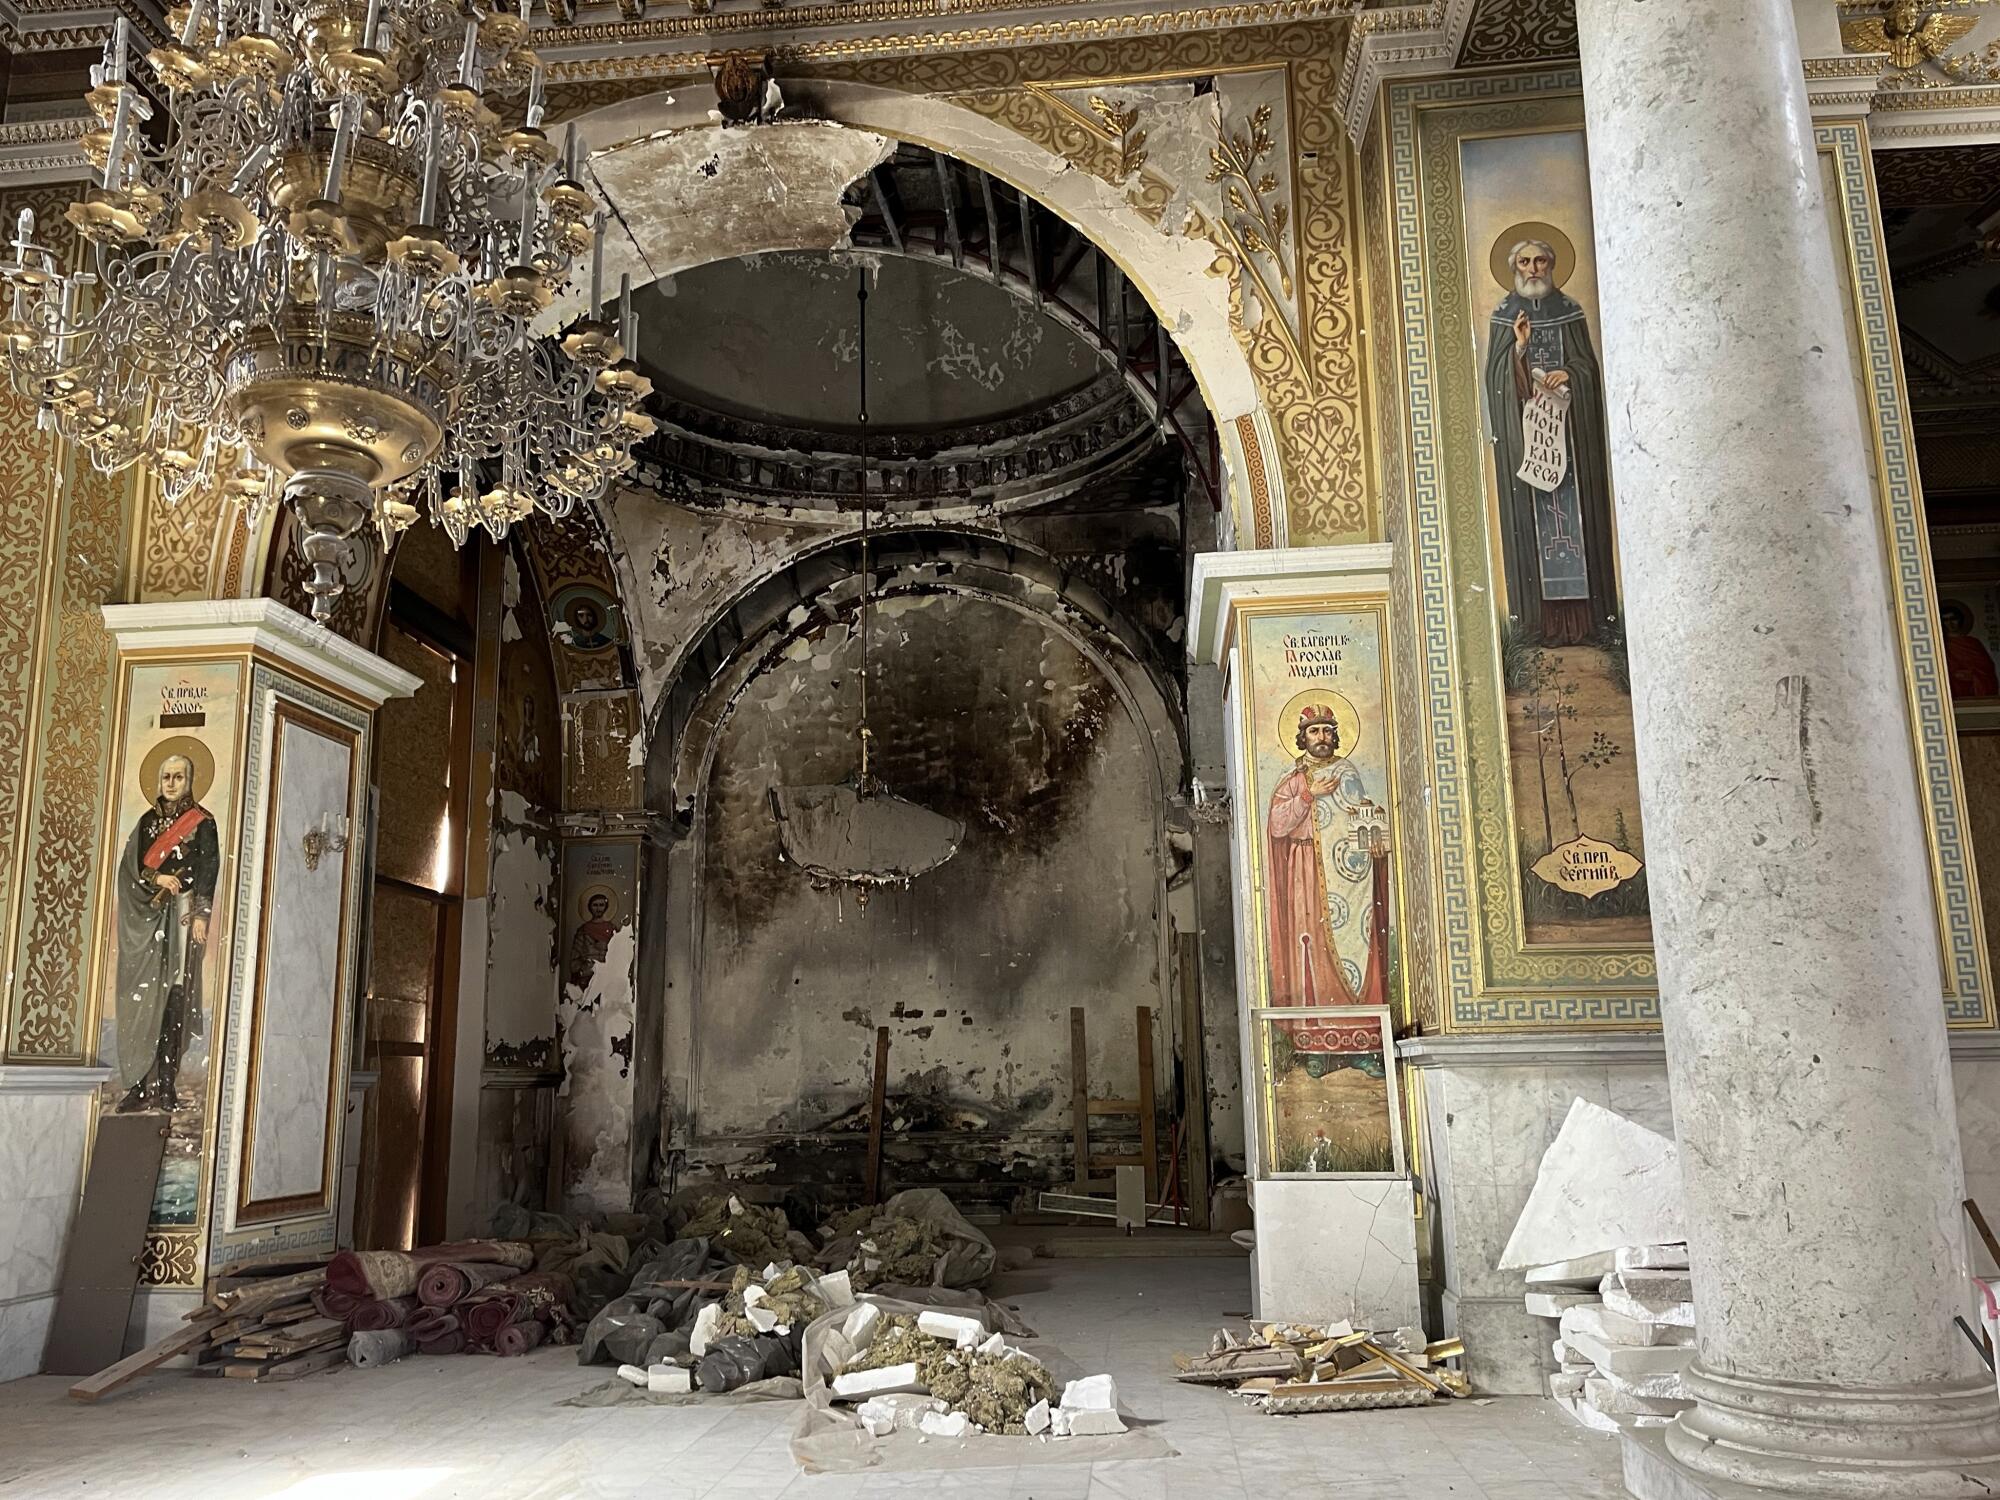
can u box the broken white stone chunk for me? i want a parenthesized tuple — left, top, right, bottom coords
(831, 1361, 924, 1400)
(816, 1270, 855, 1308)
(1562, 1327, 1697, 1380)
(1560, 1302, 1692, 1351)
(1060, 1374, 1118, 1412)
(841, 1302, 882, 1349)
(1065, 1409, 1127, 1437)
(1549, 1370, 1588, 1400)
(745, 1304, 780, 1334)
(855, 1393, 931, 1435)
(1525, 1252, 1618, 1287)
(1050, 1407, 1073, 1438)
(1584, 1372, 1692, 1418)
(918, 1410, 970, 1438)
(1499, 1101, 1685, 1270)
(690, 1302, 722, 1357)
(1024, 1399, 1051, 1435)
(1525, 1289, 1602, 1319)
(1616, 1243, 1691, 1272)
(647, 1363, 692, 1394)
(916, 1310, 986, 1347)
(1553, 1338, 1594, 1371)
(761, 1262, 782, 1281)
(1600, 1268, 1696, 1328)
(1594, 1365, 1694, 1404)
(742, 1285, 768, 1310)
(1552, 1389, 1624, 1434)
(977, 1332, 1007, 1358)
(615, 1364, 648, 1387)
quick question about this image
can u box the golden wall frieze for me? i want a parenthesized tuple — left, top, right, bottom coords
(1454, 0, 1575, 67)
(1333, 0, 1452, 145)
(537, 0, 1356, 68)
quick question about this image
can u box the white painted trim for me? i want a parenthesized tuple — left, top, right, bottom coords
(100, 600, 421, 707)
(0, 1065, 110, 1095)
(1188, 542, 1396, 665)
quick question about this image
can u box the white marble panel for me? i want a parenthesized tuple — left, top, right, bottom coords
(0, 1294, 54, 1381)
(243, 717, 352, 1211)
(1251, 1177, 1422, 1330)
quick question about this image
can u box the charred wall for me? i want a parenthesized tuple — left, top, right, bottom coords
(686, 590, 1167, 1209)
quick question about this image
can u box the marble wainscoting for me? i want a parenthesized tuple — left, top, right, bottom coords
(0, 1067, 107, 1381)
(1402, 1034, 1675, 1395)
(1252, 1177, 1423, 1331)
(1407, 1033, 2000, 1395)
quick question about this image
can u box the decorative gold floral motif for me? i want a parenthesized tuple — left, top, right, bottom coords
(1088, 94, 1148, 178)
(1455, 0, 1577, 67)
(139, 1231, 202, 1287)
(1207, 102, 1292, 299)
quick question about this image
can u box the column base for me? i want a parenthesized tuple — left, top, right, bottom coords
(1622, 1363, 2000, 1499)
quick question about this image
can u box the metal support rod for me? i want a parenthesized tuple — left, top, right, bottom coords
(979, 170, 1002, 283)
(870, 169, 903, 253)
(1018, 187, 1041, 307)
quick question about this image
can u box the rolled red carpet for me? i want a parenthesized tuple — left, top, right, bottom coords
(416, 1260, 515, 1308)
(495, 1320, 547, 1357)
(351, 1296, 417, 1331)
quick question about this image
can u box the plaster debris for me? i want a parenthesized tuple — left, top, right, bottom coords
(647, 1363, 693, 1394)
(916, 1311, 986, 1348)
(832, 1361, 924, 1399)
(616, 1364, 649, 1388)
(1059, 1374, 1117, 1411)
(917, 1409, 970, 1438)
(1173, 1321, 1469, 1414)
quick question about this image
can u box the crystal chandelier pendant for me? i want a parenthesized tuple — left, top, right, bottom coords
(0, 0, 653, 621)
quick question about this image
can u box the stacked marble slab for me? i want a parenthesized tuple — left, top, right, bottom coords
(1526, 1243, 1695, 1433)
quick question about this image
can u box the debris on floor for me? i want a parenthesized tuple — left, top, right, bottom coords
(1498, 1096, 1695, 1434)
(812, 1187, 998, 1290)
(1526, 1244, 1695, 1433)
(1173, 1321, 1470, 1413)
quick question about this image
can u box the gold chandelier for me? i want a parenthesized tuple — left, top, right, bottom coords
(0, 0, 655, 619)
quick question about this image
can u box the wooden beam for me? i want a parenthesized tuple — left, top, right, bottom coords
(1177, 932, 1213, 1230)
(1019, 188, 1042, 307)
(978, 169, 1002, 283)
(69, 1313, 222, 1402)
(871, 169, 904, 254)
(865, 1025, 891, 1203)
(1070, 1007, 1090, 1191)
(1136, 1004, 1159, 1202)
(933, 152, 963, 269)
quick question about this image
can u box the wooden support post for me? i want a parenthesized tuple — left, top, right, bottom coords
(1070, 1006, 1090, 1190)
(1136, 1004, 1159, 1202)
(1177, 931, 1213, 1230)
(979, 169, 1002, 283)
(933, 152, 963, 269)
(865, 1025, 890, 1204)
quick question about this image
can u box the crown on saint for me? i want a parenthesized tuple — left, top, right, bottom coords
(1298, 704, 1339, 728)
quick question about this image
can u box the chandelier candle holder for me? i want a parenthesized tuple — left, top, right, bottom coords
(0, 2, 655, 619)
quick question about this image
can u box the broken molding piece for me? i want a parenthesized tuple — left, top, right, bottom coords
(1525, 1290, 1602, 1319)
(1601, 1272, 1696, 1329)
(916, 1310, 986, 1347)
(1585, 1372, 1692, 1417)
(1554, 1339, 1595, 1371)
(1594, 1364, 1694, 1404)
(1498, 1100, 1685, 1270)
(1559, 1302, 1693, 1351)
(816, 1270, 855, 1308)
(1024, 1399, 1051, 1435)
(856, 1393, 932, 1437)
(616, 1364, 649, 1388)
(1066, 1409, 1127, 1437)
(1525, 1252, 1618, 1287)
(1552, 1390, 1625, 1435)
(841, 1302, 882, 1350)
(690, 1302, 722, 1357)
(1561, 1327, 1697, 1380)
(832, 1362, 925, 1400)
(648, 1363, 693, 1394)
(1060, 1374, 1118, 1412)
(1617, 1244, 1690, 1271)
(919, 1410, 971, 1439)
(1549, 1370, 1588, 1399)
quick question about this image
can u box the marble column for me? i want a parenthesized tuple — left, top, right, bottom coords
(1575, 0, 2000, 1494)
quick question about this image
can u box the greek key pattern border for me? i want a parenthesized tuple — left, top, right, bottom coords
(1819, 119, 1992, 1028)
(1385, 67, 1659, 1032)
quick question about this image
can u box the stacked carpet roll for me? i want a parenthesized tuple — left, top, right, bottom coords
(330, 1241, 573, 1367)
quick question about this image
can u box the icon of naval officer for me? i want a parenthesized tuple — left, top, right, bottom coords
(113, 750, 218, 1113)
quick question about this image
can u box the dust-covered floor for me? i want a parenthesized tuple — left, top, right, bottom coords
(0, 1258, 1629, 1498)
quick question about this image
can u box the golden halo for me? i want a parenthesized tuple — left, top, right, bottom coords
(138, 734, 216, 803)
(1490, 222, 1578, 291)
(576, 882, 622, 925)
(1275, 688, 1362, 765)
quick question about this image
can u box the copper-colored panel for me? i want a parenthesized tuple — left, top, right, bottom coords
(392, 520, 467, 620)
(373, 625, 455, 891)
(368, 884, 439, 1007)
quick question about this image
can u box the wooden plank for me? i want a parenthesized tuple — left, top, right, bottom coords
(1176, 931, 1212, 1231)
(1135, 1005, 1159, 1202)
(207, 1269, 327, 1321)
(1070, 1007, 1090, 1191)
(256, 1345, 347, 1382)
(43, 1112, 171, 1377)
(68, 1312, 221, 1402)
(864, 1025, 890, 1205)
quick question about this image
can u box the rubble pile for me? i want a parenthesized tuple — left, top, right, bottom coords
(1174, 1321, 1470, 1413)
(822, 1300, 1119, 1439)
(1525, 1242, 1695, 1433)
(674, 1193, 809, 1268)
(813, 1188, 998, 1290)
(614, 1257, 854, 1396)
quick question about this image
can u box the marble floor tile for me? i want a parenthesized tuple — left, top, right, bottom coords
(0, 1259, 1629, 1500)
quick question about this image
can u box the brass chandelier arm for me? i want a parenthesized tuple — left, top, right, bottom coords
(0, 0, 655, 620)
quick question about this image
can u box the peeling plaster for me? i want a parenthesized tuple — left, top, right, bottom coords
(486, 789, 559, 1070)
(558, 922, 638, 1212)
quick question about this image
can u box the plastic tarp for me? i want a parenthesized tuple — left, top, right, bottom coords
(790, 1293, 1172, 1474)
(818, 1189, 998, 1289)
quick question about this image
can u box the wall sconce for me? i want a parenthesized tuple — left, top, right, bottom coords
(302, 812, 351, 872)
(1189, 778, 1232, 827)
